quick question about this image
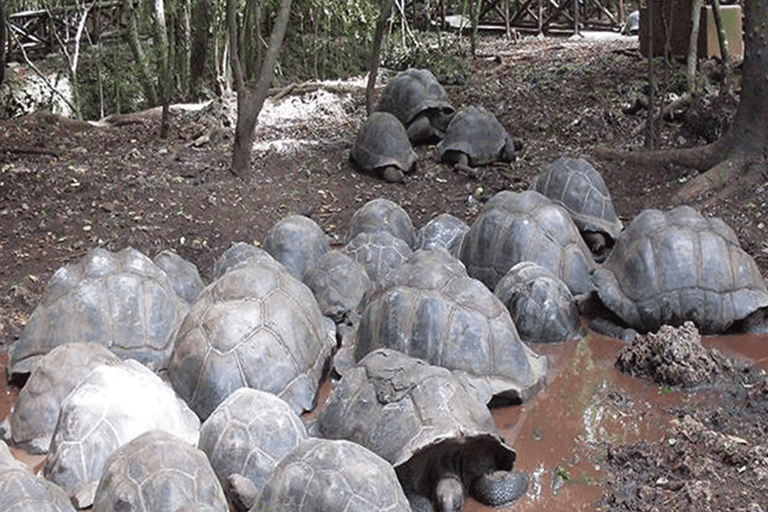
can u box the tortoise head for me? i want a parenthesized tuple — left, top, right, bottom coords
(435, 473, 465, 512)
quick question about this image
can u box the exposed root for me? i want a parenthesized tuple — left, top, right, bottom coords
(673, 155, 746, 204)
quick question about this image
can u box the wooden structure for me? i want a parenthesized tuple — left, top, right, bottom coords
(6, 1, 125, 60)
(476, 0, 625, 33)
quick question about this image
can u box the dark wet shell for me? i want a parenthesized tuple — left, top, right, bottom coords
(44, 359, 201, 508)
(9, 342, 120, 454)
(494, 261, 582, 344)
(198, 388, 307, 505)
(415, 213, 469, 258)
(355, 250, 547, 404)
(438, 106, 507, 166)
(375, 68, 454, 127)
(345, 197, 417, 248)
(168, 255, 336, 419)
(350, 112, 417, 176)
(303, 250, 372, 321)
(342, 231, 414, 283)
(251, 437, 412, 512)
(529, 156, 623, 239)
(593, 205, 768, 334)
(10, 247, 189, 376)
(319, 348, 516, 473)
(92, 430, 228, 512)
(459, 190, 596, 295)
(210, 243, 273, 281)
(262, 215, 330, 281)
(0, 466, 77, 512)
(153, 249, 204, 304)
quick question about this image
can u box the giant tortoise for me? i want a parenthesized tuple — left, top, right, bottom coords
(1, 440, 76, 512)
(350, 112, 418, 183)
(319, 349, 529, 512)
(262, 214, 330, 280)
(344, 197, 417, 248)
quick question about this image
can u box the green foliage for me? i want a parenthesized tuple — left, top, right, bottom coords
(383, 32, 471, 86)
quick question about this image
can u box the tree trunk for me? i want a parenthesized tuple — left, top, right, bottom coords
(366, 0, 397, 116)
(123, 0, 159, 107)
(686, 0, 703, 94)
(0, 0, 7, 89)
(153, 0, 171, 138)
(593, 0, 768, 205)
(189, 0, 210, 95)
(230, 0, 292, 177)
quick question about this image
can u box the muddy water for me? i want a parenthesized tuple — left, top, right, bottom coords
(2, 332, 767, 511)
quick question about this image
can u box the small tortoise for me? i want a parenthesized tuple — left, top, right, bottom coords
(375, 68, 455, 145)
(262, 214, 330, 280)
(210, 242, 272, 280)
(529, 156, 623, 260)
(10, 247, 189, 376)
(303, 249, 372, 324)
(168, 253, 336, 420)
(438, 105, 520, 178)
(582, 205, 768, 338)
(92, 430, 228, 512)
(344, 197, 417, 248)
(350, 112, 418, 183)
(355, 249, 547, 405)
(415, 213, 469, 259)
(459, 190, 596, 295)
(5, 342, 119, 454)
(44, 359, 201, 508)
(494, 261, 583, 344)
(198, 388, 308, 512)
(250, 437, 413, 512)
(319, 348, 529, 512)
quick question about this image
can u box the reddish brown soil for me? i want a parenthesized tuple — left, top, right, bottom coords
(1, 34, 767, 511)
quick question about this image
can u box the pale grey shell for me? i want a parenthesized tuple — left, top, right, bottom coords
(0, 464, 77, 512)
(415, 213, 469, 258)
(262, 215, 330, 281)
(375, 68, 454, 128)
(344, 197, 416, 248)
(153, 249, 204, 304)
(342, 231, 414, 283)
(303, 250, 372, 322)
(210, 242, 272, 281)
(593, 205, 768, 334)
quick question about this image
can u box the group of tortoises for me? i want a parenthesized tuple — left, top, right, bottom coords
(350, 68, 521, 182)
(3, 154, 768, 511)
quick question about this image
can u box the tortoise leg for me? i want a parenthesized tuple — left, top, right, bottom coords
(434, 474, 465, 512)
(407, 114, 437, 145)
(382, 165, 406, 184)
(582, 231, 609, 262)
(501, 134, 520, 162)
(452, 153, 479, 179)
(470, 469, 529, 506)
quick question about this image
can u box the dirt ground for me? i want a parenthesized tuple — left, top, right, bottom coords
(1, 34, 768, 511)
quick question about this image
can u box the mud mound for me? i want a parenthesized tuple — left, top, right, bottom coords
(615, 322, 735, 388)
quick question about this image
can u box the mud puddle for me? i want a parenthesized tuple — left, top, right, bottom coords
(2, 330, 767, 510)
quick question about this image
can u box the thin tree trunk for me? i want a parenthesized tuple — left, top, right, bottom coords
(366, 0, 396, 115)
(687, 0, 703, 95)
(189, 0, 210, 95)
(153, 0, 171, 137)
(123, 0, 159, 107)
(179, 0, 191, 98)
(230, 0, 292, 177)
(0, 0, 7, 89)
(709, 0, 729, 63)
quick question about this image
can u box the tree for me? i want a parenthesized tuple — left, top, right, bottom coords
(229, 0, 292, 177)
(595, 0, 768, 204)
(366, 0, 396, 115)
(0, 0, 7, 89)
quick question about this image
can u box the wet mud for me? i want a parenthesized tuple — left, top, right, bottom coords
(2, 329, 768, 511)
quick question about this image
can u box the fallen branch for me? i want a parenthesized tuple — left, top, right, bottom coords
(1, 146, 61, 157)
(630, 92, 693, 137)
(266, 81, 366, 99)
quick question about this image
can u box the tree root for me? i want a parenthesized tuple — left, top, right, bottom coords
(673, 155, 745, 203)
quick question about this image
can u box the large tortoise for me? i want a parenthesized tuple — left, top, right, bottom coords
(350, 112, 418, 183)
(198, 388, 308, 512)
(44, 359, 201, 508)
(153, 249, 205, 304)
(92, 430, 228, 512)
(437, 105, 520, 178)
(529, 156, 623, 260)
(415, 213, 469, 259)
(4, 342, 119, 454)
(342, 230, 414, 283)
(250, 437, 413, 512)
(210, 242, 270, 281)
(319, 349, 529, 512)
(375, 68, 455, 145)
(354, 249, 547, 405)
(583, 205, 768, 337)
(9, 247, 189, 376)
(168, 253, 336, 420)
(262, 214, 330, 280)
(344, 197, 417, 248)
(303, 250, 372, 324)
(459, 190, 597, 295)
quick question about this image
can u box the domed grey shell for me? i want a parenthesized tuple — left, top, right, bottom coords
(262, 215, 330, 281)
(153, 249, 204, 304)
(303, 250, 372, 322)
(529, 156, 623, 239)
(0, 462, 77, 512)
(10, 247, 189, 376)
(198, 388, 307, 509)
(210, 243, 271, 281)
(356, 249, 547, 404)
(438, 105, 509, 167)
(342, 231, 414, 283)
(459, 190, 596, 295)
(494, 261, 582, 344)
(415, 213, 469, 258)
(0, 439, 26, 471)
(350, 112, 417, 179)
(344, 197, 416, 248)
(375, 68, 454, 128)
(168, 255, 336, 420)
(593, 205, 768, 334)
(8, 342, 120, 454)
(250, 438, 412, 512)
(44, 359, 201, 509)
(92, 430, 228, 512)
